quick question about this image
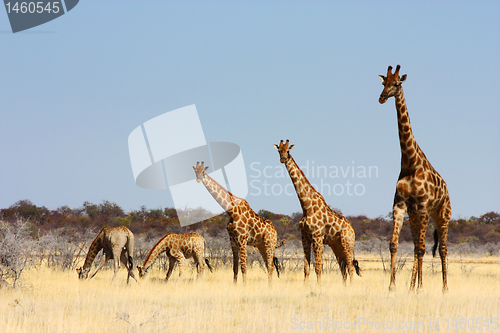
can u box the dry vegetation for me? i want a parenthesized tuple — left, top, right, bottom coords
(1, 201, 499, 332)
(0, 258, 499, 333)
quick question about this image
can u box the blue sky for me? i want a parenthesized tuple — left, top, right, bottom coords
(1, 1, 499, 219)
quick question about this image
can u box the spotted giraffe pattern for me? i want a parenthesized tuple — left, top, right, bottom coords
(192, 162, 284, 284)
(76, 226, 137, 283)
(379, 65, 451, 292)
(274, 140, 360, 283)
(137, 232, 212, 280)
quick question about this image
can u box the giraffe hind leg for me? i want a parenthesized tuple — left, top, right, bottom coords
(432, 200, 451, 292)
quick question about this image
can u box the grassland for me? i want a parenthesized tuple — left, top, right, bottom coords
(1, 256, 499, 333)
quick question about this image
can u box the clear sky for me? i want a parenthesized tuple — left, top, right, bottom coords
(1, 1, 499, 219)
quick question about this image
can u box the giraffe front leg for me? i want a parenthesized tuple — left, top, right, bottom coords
(312, 239, 324, 284)
(88, 250, 109, 280)
(390, 200, 407, 291)
(170, 251, 185, 279)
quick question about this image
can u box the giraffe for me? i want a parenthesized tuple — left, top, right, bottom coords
(137, 232, 213, 280)
(378, 65, 452, 292)
(76, 226, 137, 283)
(192, 162, 285, 283)
(274, 140, 360, 283)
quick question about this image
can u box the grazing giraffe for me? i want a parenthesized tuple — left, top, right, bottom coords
(379, 65, 451, 292)
(192, 162, 285, 283)
(137, 232, 213, 280)
(76, 226, 137, 283)
(274, 140, 360, 283)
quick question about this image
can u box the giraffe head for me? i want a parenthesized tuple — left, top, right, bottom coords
(378, 65, 407, 104)
(192, 161, 209, 183)
(136, 265, 149, 278)
(76, 267, 89, 279)
(274, 139, 295, 163)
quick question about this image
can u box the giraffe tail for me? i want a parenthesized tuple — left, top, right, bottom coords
(432, 229, 439, 257)
(273, 256, 281, 278)
(205, 259, 213, 273)
(275, 238, 286, 249)
(353, 259, 361, 277)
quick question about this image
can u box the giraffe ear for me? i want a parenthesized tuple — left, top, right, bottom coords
(289, 144, 295, 150)
(191, 166, 196, 171)
(379, 75, 386, 84)
(400, 74, 407, 83)
(273, 144, 279, 150)
(204, 166, 209, 171)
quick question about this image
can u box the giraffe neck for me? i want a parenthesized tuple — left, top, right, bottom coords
(142, 235, 171, 270)
(202, 174, 241, 213)
(394, 90, 423, 173)
(82, 231, 104, 270)
(284, 155, 324, 212)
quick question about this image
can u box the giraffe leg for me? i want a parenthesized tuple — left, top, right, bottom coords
(258, 244, 274, 284)
(300, 218, 312, 282)
(415, 211, 430, 291)
(111, 248, 122, 283)
(165, 255, 176, 281)
(227, 220, 239, 283)
(389, 200, 407, 291)
(433, 199, 451, 292)
(170, 250, 185, 279)
(331, 244, 347, 283)
(120, 251, 137, 284)
(340, 226, 356, 283)
(88, 250, 109, 280)
(239, 239, 248, 283)
(194, 250, 205, 279)
(301, 236, 312, 282)
(229, 237, 240, 283)
(312, 238, 324, 284)
(408, 212, 420, 291)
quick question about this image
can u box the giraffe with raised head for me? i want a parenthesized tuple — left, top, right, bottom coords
(378, 65, 451, 292)
(192, 162, 285, 283)
(76, 226, 137, 283)
(137, 232, 213, 280)
(274, 140, 360, 283)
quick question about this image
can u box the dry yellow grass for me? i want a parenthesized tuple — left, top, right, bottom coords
(1, 258, 499, 333)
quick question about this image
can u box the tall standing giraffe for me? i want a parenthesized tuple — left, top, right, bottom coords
(76, 226, 137, 283)
(137, 232, 212, 280)
(378, 65, 451, 292)
(274, 140, 360, 283)
(192, 162, 284, 283)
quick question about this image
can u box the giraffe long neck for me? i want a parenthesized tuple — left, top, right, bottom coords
(202, 174, 241, 213)
(82, 231, 104, 270)
(142, 235, 171, 270)
(285, 155, 324, 212)
(395, 91, 423, 173)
